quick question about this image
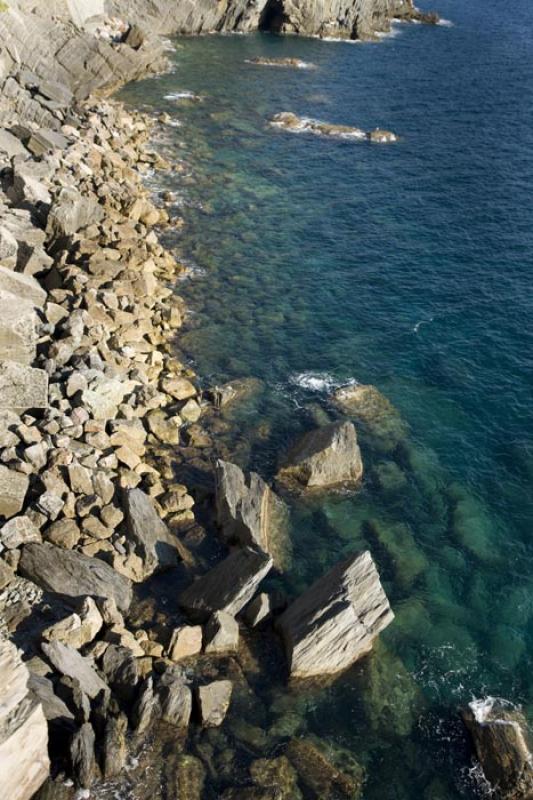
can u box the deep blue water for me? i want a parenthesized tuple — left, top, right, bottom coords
(120, 2, 533, 796)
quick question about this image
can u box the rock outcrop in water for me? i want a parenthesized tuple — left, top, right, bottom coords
(462, 698, 533, 800)
(277, 550, 394, 677)
(271, 112, 397, 142)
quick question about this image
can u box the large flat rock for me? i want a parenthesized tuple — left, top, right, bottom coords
(19, 542, 132, 612)
(41, 641, 108, 700)
(0, 465, 29, 519)
(277, 550, 393, 678)
(0, 360, 48, 410)
(0, 266, 46, 307)
(0, 290, 38, 364)
(179, 547, 273, 621)
(123, 488, 180, 579)
(276, 421, 363, 492)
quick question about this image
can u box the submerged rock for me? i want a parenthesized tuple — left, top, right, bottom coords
(246, 57, 316, 69)
(285, 738, 364, 799)
(277, 550, 393, 678)
(276, 421, 363, 493)
(462, 698, 533, 800)
(215, 459, 289, 566)
(331, 383, 408, 452)
(179, 546, 273, 621)
(250, 756, 302, 799)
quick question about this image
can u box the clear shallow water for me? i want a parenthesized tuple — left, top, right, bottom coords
(120, 3, 533, 797)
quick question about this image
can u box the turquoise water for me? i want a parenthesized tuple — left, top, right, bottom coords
(120, 3, 533, 797)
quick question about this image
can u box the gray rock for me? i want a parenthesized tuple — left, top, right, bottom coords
(215, 459, 289, 566)
(0, 467, 29, 519)
(276, 421, 363, 492)
(0, 515, 41, 548)
(27, 674, 74, 723)
(204, 610, 239, 654)
(123, 487, 180, 578)
(70, 722, 96, 788)
(157, 670, 192, 728)
(0, 129, 28, 159)
(19, 542, 132, 612)
(0, 266, 46, 307)
(462, 698, 533, 800)
(0, 361, 48, 411)
(0, 558, 15, 589)
(46, 186, 104, 240)
(0, 226, 19, 269)
(277, 550, 394, 678)
(102, 713, 128, 778)
(27, 129, 68, 157)
(131, 675, 157, 734)
(41, 641, 108, 701)
(179, 547, 273, 621)
(101, 644, 139, 703)
(0, 292, 38, 365)
(196, 680, 233, 728)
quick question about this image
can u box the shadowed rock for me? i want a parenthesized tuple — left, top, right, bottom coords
(179, 547, 273, 621)
(19, 542, 132, 612)
(123, 487, 181, 578)
(277, 551, 393, 678)
(0, 466, 29, 518)
(41, 641, 108, 700)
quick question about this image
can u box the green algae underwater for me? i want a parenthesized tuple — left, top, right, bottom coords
(116, 2, 533, 797)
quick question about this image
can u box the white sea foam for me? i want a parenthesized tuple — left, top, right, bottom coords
(438, 18, 454, 27)
(164, 91, 203, 102)
(469, 696, 519, 724)
(289, 372, 359, 393)
(413, 316, 434, 333)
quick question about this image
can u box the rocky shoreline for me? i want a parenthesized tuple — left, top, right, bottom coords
(0, 3, 530, 800)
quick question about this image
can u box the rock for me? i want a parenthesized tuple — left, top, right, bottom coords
(0, 292, 38, 364)
(0, 361, 48, 411)
(277, 421, 363, 492)
(123, 487, 181, 578)
(27, 674, 74, 724)
(0, 226, 18, 269)
(0, 515, 41, 548)
(215, 459, 289, 565)
(368, 128, 397, 143)
(131, 675, 157, 734)
(0, 129, 28, 159)
(27, 129, 68, 157)
(46, 186, 104, 240)
(43, 518, 80, 549)
(247, 57, 315, 69)
(0, 558, 15, 588)
(0, 466, 29, 519)
(271, 112, 367, 140)
(19, 542, 132, 612)
(157, 670, 192, 728)
(171, 754, 206, 800)
(168, 625, 203, 661)
(277, 550, 393, 678)
(146, 409, 182, 444)
(250, 756, 302, 800)
(101, 645, 139, 704)
(196, 680, 233, 727)
(102, 713, 128, 778)
(42, 597, 103, 649)
(179, 547, 273, 621)
(70, 722, 96, 788)
(124, 24, 145, 50)
(242, 593, 275, 627)
(204, 610, 239, 654)
(0, 641, 49, 800)
(161, 375, 197, 400)
(285, 738, 363, 799)
(0, 266, 46, 307)
(41, 641, 108, 700)
(462, 698, 533, 800)
(331, 383, 407, 452)
(81, 375, 134, 420)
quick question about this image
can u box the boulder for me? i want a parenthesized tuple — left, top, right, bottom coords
(70, 722, 96, 788)
(42, 597, 103, 649)
(331, 383, 407, 452)
(0, 129, 28, 159)
(196, 680, 233, 727)
(215, 459, 289, 566)
(0, 467, 29, 519)
(0, 266, 46, 307)
(46, 186, 104, 241)
(462, 698, 533, 800)
(81, 375, 135, 420)
(102, 713, 128, 778)
(27, 674, 74, 724)
(0, 515, 41, 549)
(101, 644, 139, 704)
(123, 487, 181, 578)
(204, 610, 239, 654)
(19, 542, 132, 612)
(271, 112, 367, 140)
(168, 625, 203, 661)
(124, 24, 145, 49)
(0, 292, 38, 364)
(0, 361, 48, 410)
(0, 226, 19, 269)
(157, 670, 192, 728)
(41, 641, 108, 701)
(27, 129, 69, 158)
(179, 547, 273, 621)
(276, 421, 363, 492)
(250, 756, 302, 799)
(285, 738, 363, 799)
(277, 551, 393, 678)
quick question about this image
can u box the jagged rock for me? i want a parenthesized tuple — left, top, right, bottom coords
(131, 675, 157, 734)
(0, 266, 46, 307)
(55, 676, 91, 724)
(102, 712, 128, 778)
(42, 597, 103, 649)
(285, 738, 363, 799)
(277, 421, 363, 492)
(0, 641, 49, 800)
(0, 291, 38, 364)
(101, 644, 139, 703)
(70, 722, 96, 788)
(0, 466, 29, 519)
(0, 515, 41, 548)
(196, 680, 233, 727)
(462, 698, 533, 800)
(41, 641, 108, 700)
(123, 487, 180, 578)
(19, 542, 132, 612)
(271, 112, 366, 140)
(204, 610, 239, 654)
(157, 670, 192, 728)
(168, 625, 203, 661)
(0, 129, 28, 158)
(0, 361, 48, 411)
(215, 459, 289, 566)
(27, 674, 75, 724)
(179, 547, 273, 621)
(277, 550, 393, 678)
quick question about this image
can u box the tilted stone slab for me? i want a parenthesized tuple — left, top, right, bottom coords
(123, 488, 180, 579)
(0, 291, 38, 364)
(277, 550, 394, 678)
(41, 641, 109, 700)
(0, 266, 46, 307)
(0, 465, 29, 519)
(179, 547, 273, 621)
(19, 542, 132, 612)
(0, 361, 48, 410)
